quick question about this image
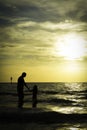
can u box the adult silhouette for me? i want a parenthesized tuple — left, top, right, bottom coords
(17, 72, 29, 108)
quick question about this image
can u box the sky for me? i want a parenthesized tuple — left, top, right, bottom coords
(0, 0, 87, 82)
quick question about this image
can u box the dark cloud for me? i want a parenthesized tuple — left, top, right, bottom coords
(0, 18, 13, 26)
(0, 0, 87, 25)
(0, 29, 10, 42)
(11, 3, 61, 22)
(0, 2, 16, 17)
(80, 13, 87, 22)
(0, 0, 87, 45)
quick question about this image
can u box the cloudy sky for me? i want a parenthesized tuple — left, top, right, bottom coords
(0, 0, 87, 82)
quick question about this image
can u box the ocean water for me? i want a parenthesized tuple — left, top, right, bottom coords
(0, 82, 87, 114)
(0, 82, 87, 130)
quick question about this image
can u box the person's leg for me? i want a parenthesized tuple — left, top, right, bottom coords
(18, 94, 24, 108)
(32, 99, 37, 108)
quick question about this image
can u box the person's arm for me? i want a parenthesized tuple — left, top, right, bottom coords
(25, 85, 30, 91)
(24, 80, 30, 91)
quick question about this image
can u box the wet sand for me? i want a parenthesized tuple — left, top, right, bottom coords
(0, 107, 87, 123)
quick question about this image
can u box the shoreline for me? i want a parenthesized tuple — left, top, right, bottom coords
(0, 107, 87, 123)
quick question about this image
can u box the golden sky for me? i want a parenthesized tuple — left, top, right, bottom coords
(0, 0, 87, 82)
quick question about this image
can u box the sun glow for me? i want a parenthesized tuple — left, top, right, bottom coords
(55, 33, 86, 60)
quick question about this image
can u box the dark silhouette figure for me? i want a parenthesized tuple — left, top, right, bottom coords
(10, 77, 13, 84)
(17, 72, 29, 108)
(32, 85, 38, 108)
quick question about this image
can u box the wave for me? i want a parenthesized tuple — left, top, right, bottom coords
(0, 107, 87, 123)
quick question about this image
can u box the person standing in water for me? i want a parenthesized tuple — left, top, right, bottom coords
(17, 72, 29, 108)
(32, 85, 38, 108)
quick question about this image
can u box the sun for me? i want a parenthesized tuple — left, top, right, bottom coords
(55, 33, 86, 60)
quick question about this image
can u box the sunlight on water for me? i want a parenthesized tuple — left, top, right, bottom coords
(65, 82, 83, 91)
(0, 123, 87, 130)
(50, 106, 83, 114)
(55, 126, 87, 130)
(0, 82, 87, 114)
(69, 128, 87, 130)
(70, 128, 80, 130)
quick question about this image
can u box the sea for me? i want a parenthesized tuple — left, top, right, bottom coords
(0, 82, 87, 130)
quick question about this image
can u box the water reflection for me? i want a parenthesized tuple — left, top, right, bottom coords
(52, 123, 87, 130)
(0, 123, 87, 130)
(50, 82, 87, 114)
(65, 82, 86, 92)
(70, 128, 79, 130)
(49, 105, 84, 114)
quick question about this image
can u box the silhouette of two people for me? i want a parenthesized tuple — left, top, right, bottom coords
(17, 72, 29, 108)
(17, 72, 38, 109)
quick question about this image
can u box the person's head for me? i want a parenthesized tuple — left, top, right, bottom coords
(22, 72, 26, 77)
